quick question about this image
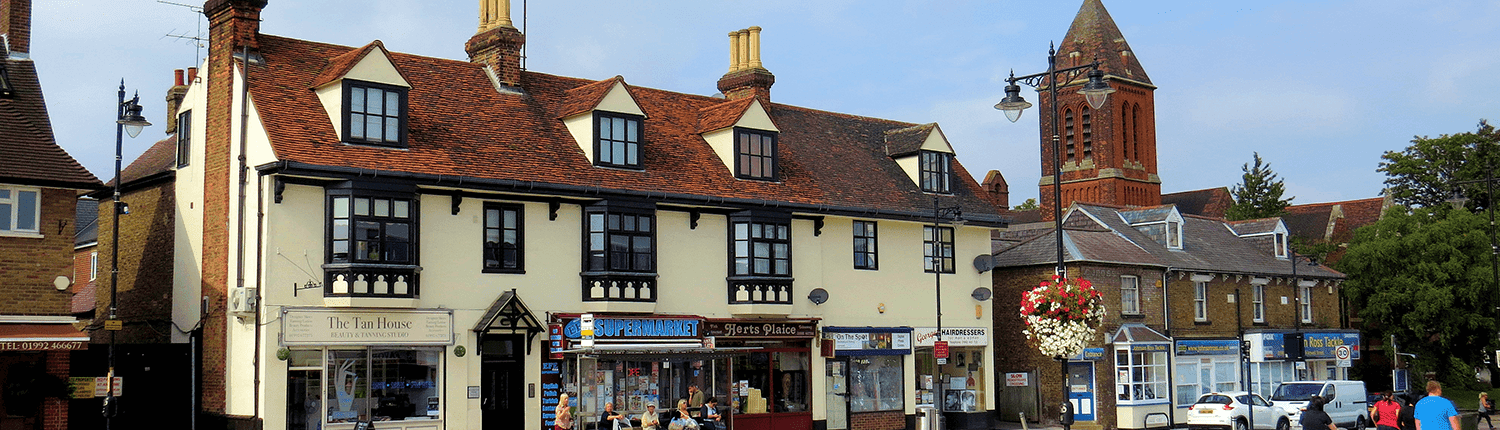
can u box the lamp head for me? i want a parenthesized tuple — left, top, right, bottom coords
(994, 73, 1032, 123)
(1077, 68, 1115, 110)
(118, 94, 151, 138)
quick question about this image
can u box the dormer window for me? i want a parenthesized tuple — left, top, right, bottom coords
(1166, 219, 1182, 249)
(1274, 233, 1287, 258)
(343, 80, 407, 147)
(735, 128, 778, 180)
(594, 112, 643, 169)
(920, 151, 952, 193)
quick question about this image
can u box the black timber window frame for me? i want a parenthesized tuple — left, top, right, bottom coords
(583, 201, 657, 273)
(852, 220, 878, 270)
(176, 110, 192, 168)
(342, 80, 408, 147)
(919, 150, 953, 194)
(729, 211, 792, 277)
(327, 190, 418, 265)
(593, 112, 644, 169)
(734, 128, 778, 181)
(923, 225, 954, 273)
(483, 202, 524, 273)
(0, 64, 12, 97)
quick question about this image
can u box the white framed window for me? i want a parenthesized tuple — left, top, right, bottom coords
(1174, 354, 1239, 408)
(1167, 220, 1182, 249)
(1252, 284, 1265, 323)
(90, 252, 98, 281)
(1274, 233, 1287, 258)
(1116, 345, 1169, 405)
(1120, 275, 1140, 315)
(1300, 284, 1312, 323)
(1193, 282, 1208, 321)
(1250, 361, 1297, 396)
(0, 186, 41, 234)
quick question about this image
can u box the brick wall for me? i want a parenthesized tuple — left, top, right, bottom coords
(849, 410, 904, 430)
(43, 350, 68, 430)
(0, 187, 80, 315)
(71, 245, 95, 309)
(93, 181, 176, 344)
(1038, 80, 1160, 220)
(1166, 275, 1338, 335)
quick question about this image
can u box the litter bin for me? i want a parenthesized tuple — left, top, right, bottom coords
(1461, 411, 1478, 430)
(917, 405, 944, 430)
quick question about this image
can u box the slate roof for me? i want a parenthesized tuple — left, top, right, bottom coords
(1054, 0, 1152, 86)
(993, 203, 1343, 279)
(0, 57, 102, 190)
(1162, 187, 1232, 219)
(75, 197, 98, 247)
(1226, 218, 1279, 236)
(117, 135, 177, 186)
(246, 35, 1002, 221)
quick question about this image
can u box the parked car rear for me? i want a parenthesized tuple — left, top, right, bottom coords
(1186, 391, 1295, 430)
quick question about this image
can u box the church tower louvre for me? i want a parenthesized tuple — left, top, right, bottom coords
(1038, 0, 1161, 219)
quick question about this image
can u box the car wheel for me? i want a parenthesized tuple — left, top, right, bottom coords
(1356, 415, 1369, 430)
(1236, 418, 1249, 430)
(1277, 419, 1290, 430)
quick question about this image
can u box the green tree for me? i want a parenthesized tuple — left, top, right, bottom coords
(1013, 198, 1039, 211)
(1380, 120, 1499, 210)
(1225, 152, 1294, 221)
(1339, 206, 1498, 386)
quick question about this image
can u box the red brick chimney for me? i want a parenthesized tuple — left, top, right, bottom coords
(165, 69, 189, 134)
(204, 0, 265, 50)
(0, 0, 31, 55)
(717, 27, 774, 101)
(982, 170, 1011, 212)
(466, 0, 525, 87)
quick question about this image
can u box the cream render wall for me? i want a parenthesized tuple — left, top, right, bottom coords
(227, 61, 283, 418)
(172, 58, 210, 345)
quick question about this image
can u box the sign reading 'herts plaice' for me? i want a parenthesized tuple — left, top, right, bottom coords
(282, 309, 454, 345)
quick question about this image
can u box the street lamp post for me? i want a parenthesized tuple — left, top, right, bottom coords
(106, 80, 151, 430)
(930, 196, 962, 428)
(995, 42, 1114, 428)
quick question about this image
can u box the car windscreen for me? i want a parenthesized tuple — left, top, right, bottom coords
(1273, 384, 1321, 401)
(1197, 394, 1233, 405)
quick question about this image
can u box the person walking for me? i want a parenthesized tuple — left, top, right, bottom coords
(1375, 391, 1402, 430)
(1302, 396, 1337, 430)
(1480, 392, 1494, 430)
(1399, 394, 1420, 430)
(1415, 381, 1460, 430)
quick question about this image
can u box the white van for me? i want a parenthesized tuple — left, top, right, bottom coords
(1271, 381, 1370, 430)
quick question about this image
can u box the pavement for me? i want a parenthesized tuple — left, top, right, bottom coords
(989, 421, 1068, 430)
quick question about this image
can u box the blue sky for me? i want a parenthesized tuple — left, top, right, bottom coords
(34, 0, 1500, 206)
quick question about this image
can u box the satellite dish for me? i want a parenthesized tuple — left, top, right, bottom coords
(808, 288, 829, 305)
(971, 287, 993, 301)
(973, 254, 995, 273)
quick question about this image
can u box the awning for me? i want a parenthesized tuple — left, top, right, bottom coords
(473, 289, 545, 354)
(0, 323, 89, 351)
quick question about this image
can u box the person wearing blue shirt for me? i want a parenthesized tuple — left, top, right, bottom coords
(1415, 381, 1460, 430)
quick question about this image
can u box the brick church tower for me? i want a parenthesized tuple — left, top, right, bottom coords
(1038, 0, 1160, 219)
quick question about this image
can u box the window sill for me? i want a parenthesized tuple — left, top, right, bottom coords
(853, 266, 878, 271)
(1252, 321, 1268, 326)
(1121, 313, 1145, 320)
(340, 140, 408, 150)
(1193, 320, 1211, 325)
(483, 268, 525, 275)
(0, 230, 43, 239)
(322, 262, 422, 271)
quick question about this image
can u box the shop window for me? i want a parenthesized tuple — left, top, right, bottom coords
(1174, 356, 1238, 407)
(1251, 362, 1296, 396)
(1115, 347, 1167, 405)
(849, 355, 903, 412)
(325, 347, 441, 423)
(732, 351, 811, 414)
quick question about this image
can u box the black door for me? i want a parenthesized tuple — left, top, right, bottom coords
(481, 334, 525, 429)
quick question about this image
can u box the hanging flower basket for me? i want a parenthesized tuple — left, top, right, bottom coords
(1020, 275, 1106, 358)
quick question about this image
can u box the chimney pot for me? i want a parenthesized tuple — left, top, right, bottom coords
(187, 67, 198, 83)
(174, 69, 185, 86)
(727, 31, 741, 72)
(717, 27, 774, 102)
(736, 29, 750, 72)
(748, 26, 763, 69)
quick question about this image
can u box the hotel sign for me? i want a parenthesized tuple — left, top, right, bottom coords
(282, 308, 454, 346)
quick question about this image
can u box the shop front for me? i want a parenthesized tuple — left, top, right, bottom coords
(1172, 339, 1240, 423)
(913, 327, 990, 429)
(821, 327, 911, 430)
(705, 320, 817, 430)
(1111, 324, 1172, 430)
(1246, 331, 1361, 393)
(0, 321, 86, 430)
(280, 308, 455, 430)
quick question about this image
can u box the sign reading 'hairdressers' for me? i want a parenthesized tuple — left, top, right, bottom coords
(282, 308, 454, 346)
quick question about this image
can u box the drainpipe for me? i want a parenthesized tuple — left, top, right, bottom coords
(1163, 267, 1176, 426)
(234, 44, 262, 422)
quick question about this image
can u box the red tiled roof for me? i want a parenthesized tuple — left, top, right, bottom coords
(310, 40, 407, 89)
(556, 75, 629, 119)
(0, 58, 102, 189)
(696, 97, 755, 133)
(1162, 187, 1232, 219)
(245, 34, 1001, 219)
(884, 123, 936, 157)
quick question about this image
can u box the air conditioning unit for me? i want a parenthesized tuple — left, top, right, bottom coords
(229, 287, 258, 316)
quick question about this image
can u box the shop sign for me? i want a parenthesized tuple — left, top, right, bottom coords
(823, 329, 912, 356)
(704, 321, 816, 338)
(1005, 372, 1030, 387)
(562, 317, 700, 340)
(548, 324, 566, 360)
(1069, 348, 1106, 361)
(1176, 339, 1239, 356)
(913, 327, 988, 347)
(540, 361, 563, 430)
(282, 308, 454, 346)
(1252, 332, 1361, 360)
(0, 340, 85, 351)
(1130, 344, 1169, 352)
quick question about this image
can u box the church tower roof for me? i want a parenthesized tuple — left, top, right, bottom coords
(1055, 0, 1152, 86)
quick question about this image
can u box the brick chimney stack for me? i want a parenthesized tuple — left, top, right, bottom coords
(982, 170, 1011, 212)
(466, 0, 525, 87)
(204, 0, 265, 50)
(717, 26, 774, 102)
(165, 69, 189, 134)
(0, 0, 31, 56)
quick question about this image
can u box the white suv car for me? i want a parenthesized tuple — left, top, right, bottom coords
(1186, 392, 1296, 430)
